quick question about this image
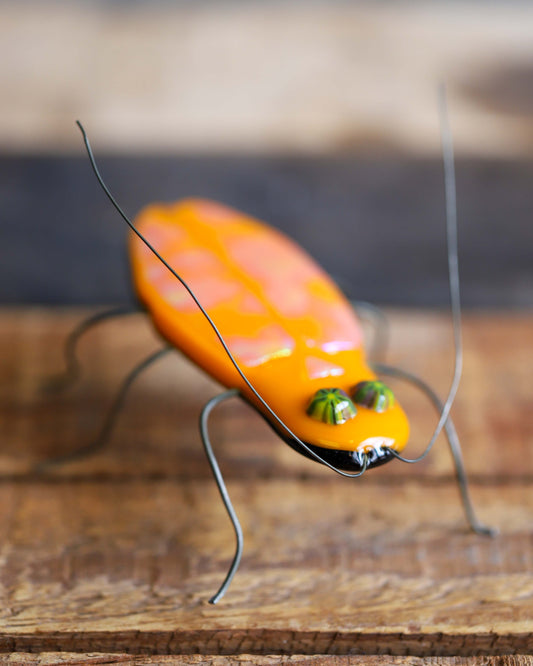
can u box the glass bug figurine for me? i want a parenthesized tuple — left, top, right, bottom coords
(45, 95, 493, 604)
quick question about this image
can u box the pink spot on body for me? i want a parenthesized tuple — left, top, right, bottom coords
(161, 275, 239, 313)
(146, 263, 168, 283)
(226, 325, 295, 367)
(263, 281, 310, 317)
(319, 303, 363, 352)
(142, 221, 186, 249)
(167, 249, 222, 276)
(305, 356, 345, 380)
(228, 234, 323, 318)
(239, 293, 267, 315)
(229, 234, 318, 282)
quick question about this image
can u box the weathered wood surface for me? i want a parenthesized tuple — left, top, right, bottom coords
(0, 309, 532, 658)
(1, 656, 533, 666)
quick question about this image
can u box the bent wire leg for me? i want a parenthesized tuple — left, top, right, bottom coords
(199, 389, 243, 604)
(351, 300, 389, 363)
(38, 346, 172, 470)
(372, 362, 495, 536)
(44, 306, 142, 393)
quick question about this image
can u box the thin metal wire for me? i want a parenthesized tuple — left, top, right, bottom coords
(351, 300, 389, 362)
(373, 362, 495, 536)
(43, 306, 141, 393)
(38, 346, 172, 469)
(384, 85, 464, 465)
(75, 121, 369, 480)
(199, 389, 243, 604)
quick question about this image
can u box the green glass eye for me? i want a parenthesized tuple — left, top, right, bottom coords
(351, 380, 394, 413)
(306, 388, 357, 425)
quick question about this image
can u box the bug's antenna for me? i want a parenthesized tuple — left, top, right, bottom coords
(75, 121, 369, 479)
(385, 84, 464, 464)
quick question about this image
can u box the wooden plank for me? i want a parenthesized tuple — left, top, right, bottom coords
(2, 3, 533, 157)
(1, 657, 533, 666)
(0, 309, 531, 657)
(0, 479, 531, 652)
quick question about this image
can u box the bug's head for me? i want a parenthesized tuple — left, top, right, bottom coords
(281, 380, 409, 473)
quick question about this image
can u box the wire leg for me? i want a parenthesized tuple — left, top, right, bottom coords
(199, 389, 242, 604)
(38, 346, 172, 470)
(442, 419, 496, 536)
(372, 362, 495, 536)
(43, 306, 142, 393)
(351, 300, 390, 362)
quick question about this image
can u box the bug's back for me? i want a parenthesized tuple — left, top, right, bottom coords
(130, 199, 409, 457)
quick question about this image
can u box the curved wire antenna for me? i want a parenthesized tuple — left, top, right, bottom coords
(43, 306, 141, 393)
(384, 85, 463, 464)
(75, 121, 369, 480)
(38, 346, 172, 469)
(373, 362, 494, 536)
(200, 389, 243, 604)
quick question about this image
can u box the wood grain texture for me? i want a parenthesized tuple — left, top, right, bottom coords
(0, 309, 531, 657)
(1, 657, 533, 666)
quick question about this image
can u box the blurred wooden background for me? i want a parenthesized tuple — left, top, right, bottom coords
(2, 2, 533, 157)
(1, 1, 532, 307)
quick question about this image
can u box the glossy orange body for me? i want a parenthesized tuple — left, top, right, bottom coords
(130, 199, 409, 457)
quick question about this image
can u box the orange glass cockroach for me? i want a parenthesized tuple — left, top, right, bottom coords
(46, 93, 493, 604)
(130, 197, 410, 470)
